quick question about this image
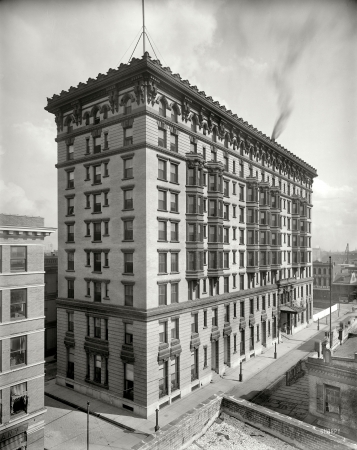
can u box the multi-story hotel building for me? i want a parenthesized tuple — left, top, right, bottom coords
(0, 214, 55, 449)
(45, 53, 317, 418)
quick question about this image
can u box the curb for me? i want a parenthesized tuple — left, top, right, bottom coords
(45, 391, 149, 436)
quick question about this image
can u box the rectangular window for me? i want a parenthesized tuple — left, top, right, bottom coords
(224, 277, 229, 293)
(10, 247, 27, 272)
(124, 253, 133, 274)
(67, 171, 74, 189)
(171, 283, 179, 303)
(171, 253, 179, 272)
(170, 163, 178, 183)
(93, 252, 101, 272)
(10, 382, 27, 416)
(158, 221, 167, 241)
(158, 284, 167, 305)
(171, 318, 179, 339)
(124, 189, 133, 210)
(159, 322, 167, 343)
(68, 279, 74, 298)
(191, 314, 198, 333)
(170, 133, 178, 152)
(125, 323, 133, 344)
(204, 346, 208, 368)
(158, 128, 167, 148)
(124, 127, 133, 146)
(67, 197, 74, 215)
(93, 222, 101, 241)
(171, 221, 179, 241)
(67, 251, 74, 271)
(86, 138, 90, 154)
(93, 165, 101, 184)
(124, 285, 133, 306)
(124, 220, 133, 240)
(104, 133, 108, 149)
(10, 336, 26, 367)
(93, 194, 101, 213)
(158, 253, 167, 273)
(94, 317, 101, 338)
(170, 192, 178, 212)
(212, 308, 218, 326)
(124, 363, 134, 400)
(124, 158, 133, 179)
(68, 311, 74, 332)
(94, 282, 101, 302)
(94, 355, 102, 383)
(158, 159, 167, 180)
(11, 289, 27, 321)
(93, 137, 101, 154)
(158, 190, 167, 210)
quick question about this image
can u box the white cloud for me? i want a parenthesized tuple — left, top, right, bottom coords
(313, 178, 353, 200)
(239, 56, 268, 75)
(0, 180, 39, 215)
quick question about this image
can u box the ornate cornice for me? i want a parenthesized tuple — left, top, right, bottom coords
(45, 52, 317, 179)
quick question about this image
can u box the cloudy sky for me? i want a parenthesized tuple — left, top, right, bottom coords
(0, 0, 356, 251)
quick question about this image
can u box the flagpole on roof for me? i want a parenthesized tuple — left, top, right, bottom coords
(142, 0, 146, 55)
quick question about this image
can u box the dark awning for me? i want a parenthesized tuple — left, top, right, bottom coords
(223, 323, 232, 336)
(190, 332, 201, 350)
(170, 339, 182, 357)
(280, 305, 306, 314)
(211, 326, 220, 341)
(157, 342, 170, 362)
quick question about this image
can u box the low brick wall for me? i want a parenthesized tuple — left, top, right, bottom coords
(131, 392, 223, 450)
(222, 396, 357, 450)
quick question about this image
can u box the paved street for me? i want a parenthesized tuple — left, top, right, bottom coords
(45, 396, 148, 450)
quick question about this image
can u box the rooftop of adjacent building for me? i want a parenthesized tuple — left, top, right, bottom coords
(0, 213, 44, 227)
(333, 335, 357, 359)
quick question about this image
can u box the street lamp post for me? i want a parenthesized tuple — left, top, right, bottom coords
(277, 279, 281, 344)
(155, 408, 160, 432)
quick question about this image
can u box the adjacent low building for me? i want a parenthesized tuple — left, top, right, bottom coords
(306, 323, 357, 442)
(45, 52, 317, 418)
(0, 214, 55, 449)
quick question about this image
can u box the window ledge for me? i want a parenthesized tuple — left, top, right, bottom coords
(66, 270, 75, 273)
(65, 214, 75, 218)
(157, 209, 168, 213)
(65, 241, 75, 244)
(122, 273, 134, 276)
(158, 273, 169, 276)
(91, 241, 102, 243)
(122, 209, 134, 212)
(122, 177, 134, 181)
(103, 265, 109, 269)
(102, 175, 109, 178)
(170, 211, 180, 214)
(103, 205, 109, 208)
(85, 295, 91, 298)
(92, 212, 102, 215)
(158, 240, 168, 243)
(103, 297, 110, 301)
(65, 187, 75, 191)
(170, 241, 180, 243)
(122, 240, 134, 242)
(92, 271, 102, 274)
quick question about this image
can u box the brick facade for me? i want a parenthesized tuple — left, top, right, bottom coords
(0, 215, 55, 449)
(46, 53, 317, 418)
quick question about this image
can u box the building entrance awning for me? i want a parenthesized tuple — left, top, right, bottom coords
(280, 305, 306, 314)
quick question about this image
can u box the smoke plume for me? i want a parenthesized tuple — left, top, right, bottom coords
(271, 21, 315, 140)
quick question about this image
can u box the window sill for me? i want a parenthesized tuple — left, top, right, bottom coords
(65, 241, 75, 244)
(85, 378, 109, 390)
(91, 241, 102, 243)
(66, 270, 75, 272)
(170, 211, 180, 214)
(11, 363, 27, 370)
(157, 209, 168, 212)
(170, 240, 180, 243)
(103, 234, 109, 237)
(157, 177, 168, 182)
(122, 239, 134, 242)
(65, 187, 75, 190)
(103, 297, 110, 301)
(92, 211, 102, 215)
(91, 182, 102, 186)
(102, 174, 109, 178)
(65, 214, 75, 217)
(84, 178, 90, 181)
(92, 271, 102, 274)
(122, 273, 134, 276)
(122, 177, 134, 181)
(85, 207, 91, 210)
(103, 205, 109, 208)
(85, 295, 91, 298)
(158, 240, 168, 243)
(103, 265, 109, 269)
(170, 181, 179, 185)
(158, 273, 169, 276)
(122, 209, 134, 212)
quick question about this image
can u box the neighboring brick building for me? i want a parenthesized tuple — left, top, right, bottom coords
(0, 214, 55, 449)
(305, 326, 357, 441)
(44, 253, 58, 357)
(45, 52, 317, 418)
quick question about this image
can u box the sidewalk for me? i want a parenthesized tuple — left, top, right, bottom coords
(45, 304, 353, 437)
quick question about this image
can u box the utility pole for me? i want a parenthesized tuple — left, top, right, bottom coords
(87, 402, 90, 450)
(329, 256, 332, 349)
(142, 0, 146, 54)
